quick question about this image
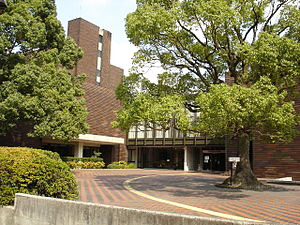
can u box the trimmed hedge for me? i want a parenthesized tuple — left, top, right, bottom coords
(62, 157, 105, 169)
(107, 161, 136, 169)
(0, 147, 79, 206)
(66, 161, 105, 169)
(62, 156, 104, 162)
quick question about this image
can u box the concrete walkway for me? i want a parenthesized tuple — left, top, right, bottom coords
(74, 169, 300, 224)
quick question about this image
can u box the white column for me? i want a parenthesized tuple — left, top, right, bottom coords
(132, 149, 138, 164)
(74, 142, 84, 158)
(184, 146, 193, 171)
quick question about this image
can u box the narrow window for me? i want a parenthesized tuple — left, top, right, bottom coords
(96, 70, 101, 84)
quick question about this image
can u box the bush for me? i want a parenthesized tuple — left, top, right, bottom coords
(65, 161, 105, 169)
(107, 161, 136, 169)
(62, 157, 105, 169)
(62, 156, 104, 163)
(0, 147, 79, 206)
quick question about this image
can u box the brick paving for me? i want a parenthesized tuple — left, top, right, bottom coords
(74, 169, 300, 224)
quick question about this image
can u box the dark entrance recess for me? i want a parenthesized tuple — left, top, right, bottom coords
(203, 151, 225, 171)
(83, 146, 99, 157)
(42, 144, 74, 157)
(83, 145, 113, 167)
(100, 145, 113, 167)
(140, 148, 184, 170)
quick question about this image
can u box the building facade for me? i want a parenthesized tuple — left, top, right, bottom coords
(62, 18, 127, 164)
(127, 124, 225, 172)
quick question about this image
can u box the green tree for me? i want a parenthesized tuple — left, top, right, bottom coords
(114, 0, 300, 189)
(0, 0, 88, 143)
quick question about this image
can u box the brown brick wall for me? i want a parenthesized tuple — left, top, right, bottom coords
(109, 65, 123, 90)
(111, 144, 128, 162)
(252, 93, 300, 181)
(84, 83, 124, 137)
(68, 18, 99, 85)
(119, 144, 128, 161)
(253, 140, 300, 180)
(68, 18, 125, 139)
(99, 30, 112, 88)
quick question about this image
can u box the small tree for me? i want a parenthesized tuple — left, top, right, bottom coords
(114, 0, 300, 189)
(0, 0, 88, 142)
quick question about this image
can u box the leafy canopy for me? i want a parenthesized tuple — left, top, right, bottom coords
(194, 77, 297, 142)
(126, 0, 300, 90)
(114, 0, 300, 143)
(0, 0, 88, 141)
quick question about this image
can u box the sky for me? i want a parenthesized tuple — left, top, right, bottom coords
(56, 0, 138, 76)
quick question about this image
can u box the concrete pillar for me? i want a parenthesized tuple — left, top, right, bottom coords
(184, 146, 193, 171)
(133, 149, 138, 164)
(74, 142, 84, 158)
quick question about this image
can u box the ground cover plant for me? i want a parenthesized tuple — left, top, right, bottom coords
(107, 161, 136, 169)
(62, 157, 105, 169)
(0, 147, 79, 205)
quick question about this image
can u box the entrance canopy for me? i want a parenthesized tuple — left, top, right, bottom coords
(76, 134, 124, 145)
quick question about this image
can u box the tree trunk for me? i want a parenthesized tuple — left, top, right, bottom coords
(220, 134, 265, 189)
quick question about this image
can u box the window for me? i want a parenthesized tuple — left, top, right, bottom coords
(97, 56, 101, 70)
(155, 126, 163, 138)
(164, 129, 172, 138)
(98, 42, 102, 51)
(137, 125, 145, 138)
(96, 70, 101, 84)
(99, 34, 103, 43)
(146, 127, 153, 138)
(128, 126, 136, 139)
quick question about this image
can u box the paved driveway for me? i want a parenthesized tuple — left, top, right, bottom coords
(74, 169, 300, 224)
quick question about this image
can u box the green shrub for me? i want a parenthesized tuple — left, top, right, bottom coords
(66, 161, 105, 169)
(0, 147, 79, 206)
(107, 161, 136, 169)
(62, 157, 105, 169)
(62, 156, 104, 163)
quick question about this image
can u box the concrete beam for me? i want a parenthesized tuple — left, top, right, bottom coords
(0, 193, 272, 225)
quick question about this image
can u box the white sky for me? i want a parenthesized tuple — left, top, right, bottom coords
(56, 0, 138, 77)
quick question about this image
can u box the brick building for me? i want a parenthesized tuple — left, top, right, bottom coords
(61, 18, 127, 164)
(0, 18, 127, 165)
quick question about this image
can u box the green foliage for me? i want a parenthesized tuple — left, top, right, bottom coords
(112, 93, 189, 131)
(107, 161, 136, 169)
(194, 77, 297, 142)
(66, 161, 105, 169)
(120, 0, 300, 187)
(115, 0, 300, 141)
(0, 0, 88, 141)
(62, 157, 104, 163)
(62, 157, 105, 169)
(0, 147, 79, 206)
(125, 0, 300, 91)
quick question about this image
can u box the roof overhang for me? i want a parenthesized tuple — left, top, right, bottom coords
(42, 134, 125, 146)
(76, 134, 124, 145)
